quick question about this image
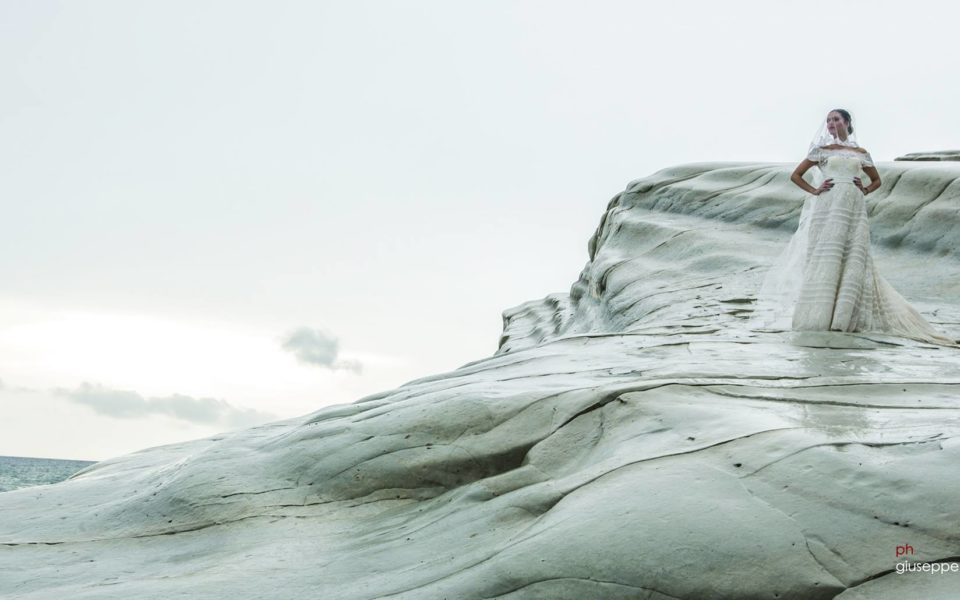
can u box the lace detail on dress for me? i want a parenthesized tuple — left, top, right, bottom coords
(807, 146, 875, 168)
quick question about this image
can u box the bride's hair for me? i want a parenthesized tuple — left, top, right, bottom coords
(831, 108, 854, 134)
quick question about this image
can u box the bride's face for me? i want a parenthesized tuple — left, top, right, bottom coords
(826, 111, 849, 137)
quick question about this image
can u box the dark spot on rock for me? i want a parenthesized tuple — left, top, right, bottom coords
(734, 463, 742, 468)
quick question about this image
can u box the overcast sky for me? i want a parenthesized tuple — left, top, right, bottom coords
(1, 0, 957, 461)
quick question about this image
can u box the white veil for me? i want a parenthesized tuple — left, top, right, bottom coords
(807, 111, 862, 157)
(751, 110, 861, 331)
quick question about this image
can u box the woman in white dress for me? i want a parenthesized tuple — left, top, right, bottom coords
(758, 109, 957, 347)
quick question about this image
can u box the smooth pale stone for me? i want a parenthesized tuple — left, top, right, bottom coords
(2, 158, 960, 599)
(895, 150, 960, 161)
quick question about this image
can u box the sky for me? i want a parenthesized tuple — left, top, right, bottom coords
(1, 0, 958, 461)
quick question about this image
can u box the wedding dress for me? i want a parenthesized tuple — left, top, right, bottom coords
(756, 146, 957, 347)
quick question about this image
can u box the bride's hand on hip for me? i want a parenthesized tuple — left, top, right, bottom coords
(814, 179, 834, 195)
(853, 176, 866, 194)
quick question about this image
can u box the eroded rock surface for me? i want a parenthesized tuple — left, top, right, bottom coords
(2, 160, 959, 599)
(895, 150, 960, 161)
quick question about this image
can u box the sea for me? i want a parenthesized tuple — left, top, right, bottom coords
(0, 455, 98, 493)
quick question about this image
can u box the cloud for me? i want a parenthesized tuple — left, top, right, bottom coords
(282, 327, 338, 366)
(280, 326, 363, 373)
(58, 382, 276, 429)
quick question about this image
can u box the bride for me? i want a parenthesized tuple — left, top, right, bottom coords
(755, 108, 957, 347)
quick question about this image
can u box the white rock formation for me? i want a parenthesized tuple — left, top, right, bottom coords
(2, 159, 960, 599)
(895, 150, 960, 161)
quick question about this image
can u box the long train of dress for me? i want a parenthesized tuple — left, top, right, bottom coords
(757, 149, 957, 347)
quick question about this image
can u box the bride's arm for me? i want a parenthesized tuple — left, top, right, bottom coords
(857, 166, 882, 195)
(790, 159, 830, 195)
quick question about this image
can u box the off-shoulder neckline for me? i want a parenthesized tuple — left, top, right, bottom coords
(818, 145, 868, 154)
